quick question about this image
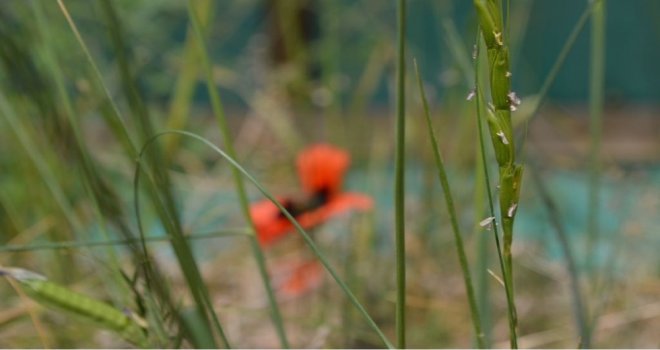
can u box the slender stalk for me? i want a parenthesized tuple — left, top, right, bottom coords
(134, 130, 395, 349)
(474, 138, 492, 348)
(394, 0, 407, 348)
(414, 61, 485, 348)
(528, 163, 590, 348)
(585, 1, 606, 346)
(523, 1, 597, 126)
(587, 0, 605, 270)
(55, 0, 134, 153)
(513, 15, 603, 342)
(186, 1, 289, 346)
(472, 1, 524, 345)
(473, 0, 523, 285)
(164, 0, 214, 160)
(433, 24, 495, 335)
(473, 35, 518, 348)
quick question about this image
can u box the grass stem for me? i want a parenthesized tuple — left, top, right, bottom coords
(473, 36, 518, 349)
(585, 0, 606, 346)
(394, 0, 407, 348)
(587, 0, 605, 271)
(528, 162, 590, 348)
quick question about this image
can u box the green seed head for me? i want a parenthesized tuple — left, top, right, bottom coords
(2, 267, 148, 347)
(489, 47, 512, 110)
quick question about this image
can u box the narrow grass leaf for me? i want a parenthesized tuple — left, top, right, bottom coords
(414, 60, 485, 348)
(0, 229, 251, 253)
(528, 163, 590, 349)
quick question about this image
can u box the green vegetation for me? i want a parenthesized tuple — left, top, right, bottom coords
(0, 0, 657, 348)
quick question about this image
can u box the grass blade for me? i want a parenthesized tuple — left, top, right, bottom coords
(0, 229, 251, 253)
(519, 1, 597, 133)
(164, 0, 214, 160)
(414, 60, 485, 348)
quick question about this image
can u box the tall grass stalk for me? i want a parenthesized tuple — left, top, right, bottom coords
(473, 1, 524, 296)
(521, 1, 598, 130)
(134, 130, 395, 349)
(503, 3, 603, 347)
(497, 1, 600, 347)
(528, 163, 590, 348)
(433, 19, 493, 343)
(587, 0, 605, 270)
(164, 0, 214, 160)
(585, 0, 606, 346)
(56, 1, 227, 346)
(473, 0, 523, 346)
(186, 1, 289, 346)
(394, 0, 407, 347)
(437, 15, 474, 86)
(473, 36, 518, 348)
(473, 141, 492, 347)
(55, 1, 134, 152)
(414, 61, 485, 348)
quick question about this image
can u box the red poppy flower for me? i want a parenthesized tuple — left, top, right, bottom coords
(296, 143, 350, 197)
(249, 144, 373, 246)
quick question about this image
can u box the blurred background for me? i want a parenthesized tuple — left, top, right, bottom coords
(0, 0, 658, 348)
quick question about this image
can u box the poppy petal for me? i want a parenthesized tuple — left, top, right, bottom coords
(276, 192, 373, 236)
(249, 192, 373, 247)
(297, 144, 350, 196)
(250, 198, 294, 246)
